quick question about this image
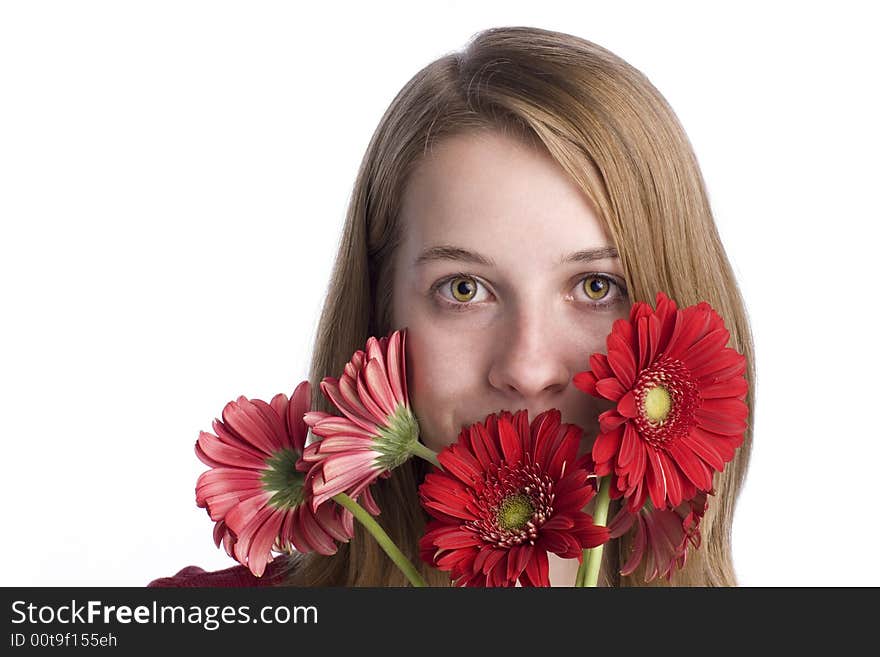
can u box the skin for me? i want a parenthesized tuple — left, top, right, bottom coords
(391, 130, 632, 585)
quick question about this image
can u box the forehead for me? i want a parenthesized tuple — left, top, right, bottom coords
(398, 130, 611, 261)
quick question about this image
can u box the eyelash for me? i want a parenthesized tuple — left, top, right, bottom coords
(431, 271, 629, 313)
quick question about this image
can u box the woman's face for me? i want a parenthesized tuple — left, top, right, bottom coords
(391, 130, 631, 454)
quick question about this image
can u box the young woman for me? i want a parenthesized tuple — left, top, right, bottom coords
(151, 25, 754, 588)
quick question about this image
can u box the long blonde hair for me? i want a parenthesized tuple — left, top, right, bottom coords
(288, 26, 755, 587)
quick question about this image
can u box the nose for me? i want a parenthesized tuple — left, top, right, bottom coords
(487, 302, 572, 401)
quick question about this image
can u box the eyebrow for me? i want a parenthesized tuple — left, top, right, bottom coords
(413, 244, 619, 268)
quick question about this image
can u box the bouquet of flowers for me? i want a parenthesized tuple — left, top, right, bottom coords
(193, 291, 748, 586)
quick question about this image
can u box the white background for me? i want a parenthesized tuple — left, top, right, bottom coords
(2, 1, 878, 587)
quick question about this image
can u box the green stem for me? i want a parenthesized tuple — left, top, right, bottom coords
(332, 492, 427, 587)
(409, 440, 442, 469)
(575, 476, 612, 587)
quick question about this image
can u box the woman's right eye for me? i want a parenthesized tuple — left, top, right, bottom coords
(449, 276, 478, 302)
(433, 274, 490, 309)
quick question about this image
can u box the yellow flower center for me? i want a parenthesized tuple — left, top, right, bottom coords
(497, 494, 534, 531)
(632, 359, 699, 448)
(643, 386, 672, 423)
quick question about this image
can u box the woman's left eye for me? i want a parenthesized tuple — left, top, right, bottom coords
(581, 275, 613, 301)
(574, 274, 628, 307)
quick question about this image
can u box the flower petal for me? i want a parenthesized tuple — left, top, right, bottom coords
(700, 377, 749, 400)
(222, 399, 282, 456)
(667, 440, 713, 491)
(592, 427, 623, 467)
(573, 370, 598, 396)
(693, 348, 747, 382)
(681, 328, 730, 374)
(245, 509, 285, 578)
(286, 381, 312, 451)
(598, 409, 626, 434)
(664, 307, 712, 361)
(607, 332, 637, 389)
(385, 330, 408, 407)
(498, 416, 523, 465)
(356, 370, 392, 424)
(617, 421, 640, 467)
(438, 444, 483, 487)
(596, 377, 627, 402)
(322, 377, 379, 434)
(645, 448, 668, 509)
(679, 430, 726, 472)
(589, 353, 614, 380)
(695, 398, 748, 436)
(197, 431, 268, 470)
(362, 358, 398, 418)
(617, 391, 638, 418)
(620, 514, 647, 576)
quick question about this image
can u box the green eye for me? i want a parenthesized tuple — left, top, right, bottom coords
(583, 275, 611, 301)
(449, 276, 478, 302)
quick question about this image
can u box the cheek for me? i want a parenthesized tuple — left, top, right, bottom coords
(565, 305, 632, 434)
(573, 303, 631, 356)
(579, 307, 628, 367)
(402, 316, 489, 450)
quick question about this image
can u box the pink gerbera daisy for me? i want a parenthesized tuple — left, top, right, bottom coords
(302, 329, 428, 510)
(195, 381, 354, 577)
(574, 291, 748, 512)
(419, 409, 610, 587)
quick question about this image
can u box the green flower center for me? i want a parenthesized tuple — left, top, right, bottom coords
(496, 493, 534, 531)
(261, 448, 306, 509)
(643, 385, 672, 423)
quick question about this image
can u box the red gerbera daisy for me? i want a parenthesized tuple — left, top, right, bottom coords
(607, 492, 708, 582)
(419, 409, 610, 587)
(302, 329, 426, 510)
(195, 381, 354, 577)
(574, 291, 748, 512)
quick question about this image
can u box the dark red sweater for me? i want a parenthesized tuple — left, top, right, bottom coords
(148, 556, 295, 587)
